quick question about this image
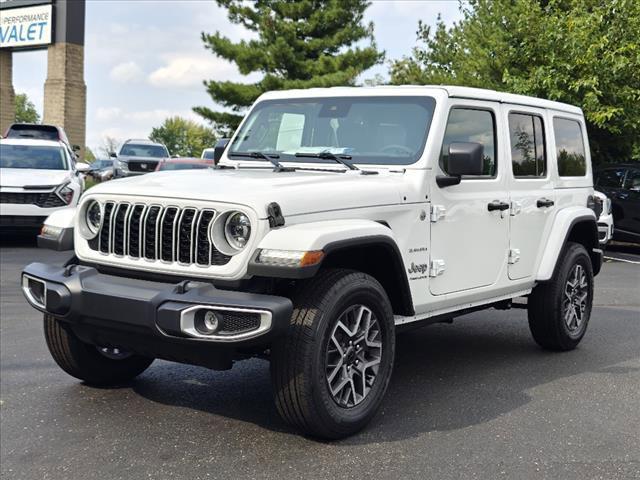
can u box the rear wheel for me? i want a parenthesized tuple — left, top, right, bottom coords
(271, 269, 395, 439)
(528, 242, 594, 351)
(44, 314, 154, 386)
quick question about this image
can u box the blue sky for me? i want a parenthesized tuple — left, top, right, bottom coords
(11, 0, 462, 154)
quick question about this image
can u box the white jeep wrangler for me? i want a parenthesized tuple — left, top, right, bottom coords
(22, 86, 602, 439)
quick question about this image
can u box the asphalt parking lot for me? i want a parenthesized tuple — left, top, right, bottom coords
(1, 237, 638, 480)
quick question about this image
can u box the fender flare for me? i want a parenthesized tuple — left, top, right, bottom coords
(536, 207, 600, 281)
(247, 219, 414, 314)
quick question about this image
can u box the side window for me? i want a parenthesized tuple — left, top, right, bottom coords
(553, 118, 586, 176)
(623, 169, 640, 191)
(440, 108, 496, 177)
(596, 169, 625, 188)
(508, 113, 546, 177)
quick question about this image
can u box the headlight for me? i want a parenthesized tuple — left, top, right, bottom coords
(55, 182, 75, 205)
(224, 212, 251, 250)
(79, 200, 103, 239)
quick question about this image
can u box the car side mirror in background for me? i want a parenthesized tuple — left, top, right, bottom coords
(109, 152, 117, 159)
(72, 145, 81, 152)
(213, 138, 230, 164)
(75, 162, 90, 173)
(437, 142, 484, 188)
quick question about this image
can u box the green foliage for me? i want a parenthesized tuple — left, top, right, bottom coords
(389, 0, 640, 164)
(149, 116, 217, 157)
(195, 0, 384, 135)
(84, 147, 96, 163)
(15, 93, 40, 124)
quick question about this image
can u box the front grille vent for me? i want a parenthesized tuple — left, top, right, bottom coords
(88, 202, 231, 267)
(0, 192, 66, 208)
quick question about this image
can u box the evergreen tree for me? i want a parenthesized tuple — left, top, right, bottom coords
(194, 0, 384, 135)
(389, 0, 640, 163)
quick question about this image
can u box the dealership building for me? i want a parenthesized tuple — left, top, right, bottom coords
(0, 0, 86, 159)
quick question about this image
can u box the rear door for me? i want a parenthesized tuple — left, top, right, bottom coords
(505, 107, 556, 280)
(618, 167, 640, 236)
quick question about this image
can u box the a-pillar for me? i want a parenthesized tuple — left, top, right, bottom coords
(43, 42, 87, 160)
(0, 49, 15, 135)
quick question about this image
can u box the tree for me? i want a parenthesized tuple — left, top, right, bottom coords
(99, 136, 120, 158)
(84, 147, 96, 163)
(149, 116, 217, 157)
(389, 0, 640, 164)
(194, 0, 384, 136)
(15, 93, 40, 124)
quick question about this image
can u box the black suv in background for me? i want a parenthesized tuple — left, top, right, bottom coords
(595, 163, 640, 243)
(112, 139, 169, 177)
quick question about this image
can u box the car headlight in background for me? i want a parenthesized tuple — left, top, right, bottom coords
(209, 210, 252, 255)
(78, 200, 103, 239)
(55, 182, 75, 205)
(225, 212, 251, 250)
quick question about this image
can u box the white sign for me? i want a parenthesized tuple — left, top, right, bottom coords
(0, 4, 52, 49)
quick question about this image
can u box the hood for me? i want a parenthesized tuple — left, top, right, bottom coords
(0, 168, 72, 188)
(88, 168, 404, 217)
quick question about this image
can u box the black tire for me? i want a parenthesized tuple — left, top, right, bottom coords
(528, 242, 594, 351)
(44, 314, 154, 386)
(271, 269, 395, 439)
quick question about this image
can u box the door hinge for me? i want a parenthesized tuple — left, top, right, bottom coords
(508, 248, 521, 264)
(429, 259, 446, 277)
(510, 201, 522, 216)
(430, 205, 446, 223)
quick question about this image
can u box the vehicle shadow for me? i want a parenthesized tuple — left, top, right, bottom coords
(0, 232, 38, 248)
(605, 241, 640, 256)
(128, 307, 638, 444)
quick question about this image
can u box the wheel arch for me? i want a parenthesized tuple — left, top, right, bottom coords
(248, 220, 414, 316)
(536, 208, 602, 281)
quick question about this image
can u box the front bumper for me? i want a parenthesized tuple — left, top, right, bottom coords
(21, 262, 293, 369)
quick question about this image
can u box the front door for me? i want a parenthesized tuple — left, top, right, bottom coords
(505, 107, 556, 280)
(429, 101, 510, 296)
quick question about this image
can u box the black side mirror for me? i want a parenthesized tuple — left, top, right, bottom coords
(213, 138, 230, 164)
(437, 142, 484, 187)
(72, 144, 81, 152)
(109, 152, 117, 159)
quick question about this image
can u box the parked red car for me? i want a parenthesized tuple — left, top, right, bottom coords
(155, 157, 214, 171)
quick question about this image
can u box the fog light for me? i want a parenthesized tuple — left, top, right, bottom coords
(194, 310, 221, 335)
(22, 275, 47, 309)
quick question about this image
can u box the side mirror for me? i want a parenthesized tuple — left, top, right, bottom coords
(75, 162, 90, 173)
(109, 152, 117, 159)
(437, 142, 484, 187)
(213, 138, 230, 164)
(72, 144, 81, 152)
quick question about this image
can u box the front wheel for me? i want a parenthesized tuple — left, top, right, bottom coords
(271, 269, 395, 439)
(528, 242, 594, 351)
(44, 315, 154, 386)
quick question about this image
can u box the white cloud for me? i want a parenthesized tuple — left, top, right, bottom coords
(148, 55, 257, 88)
(110, 61, 144, 83)
(96, 107, 122, 122)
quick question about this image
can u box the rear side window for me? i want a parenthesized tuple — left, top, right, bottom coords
(596, 169, 625, 188)
(508, 113, 546, 177)
(440, 108, 496, 177)
(553, 118, 586, 176)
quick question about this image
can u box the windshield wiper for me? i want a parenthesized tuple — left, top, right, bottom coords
(294, 151, 358, 171)
(227, 151, 295, 172)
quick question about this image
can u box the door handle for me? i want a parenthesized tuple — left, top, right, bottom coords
(487, 200, 510, 212)
(537, 198, 555, 208)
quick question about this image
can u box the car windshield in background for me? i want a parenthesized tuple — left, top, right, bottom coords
(92, 159, 113, 169)
(158, 162, 209, 171)
(229, 96, 436, 166)
(120, 144, 167, 158)
(202, 150, 215, 160)
(0, 144, 68, 170)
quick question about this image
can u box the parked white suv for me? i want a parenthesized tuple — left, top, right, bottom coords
(22, 86, 602, 439)
(1, 138, 88, 234)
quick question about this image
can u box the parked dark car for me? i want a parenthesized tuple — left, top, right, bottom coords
(4, 123, 79, 158)
(594, 163, 640, 243)
(87, 159, 114, 181)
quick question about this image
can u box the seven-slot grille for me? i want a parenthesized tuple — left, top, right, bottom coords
(88, 202, 231, 266)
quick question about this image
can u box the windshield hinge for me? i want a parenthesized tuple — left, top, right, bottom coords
(267, 202, 285, 228)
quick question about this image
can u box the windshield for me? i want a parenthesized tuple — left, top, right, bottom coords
(202, 150, 215, 160)
(158, 162, 209, 171)
(0, 144, 68, 170)
(120, 144, 167, 158)
(229, 96, 436, 166)
(93, 159, 113, 169)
